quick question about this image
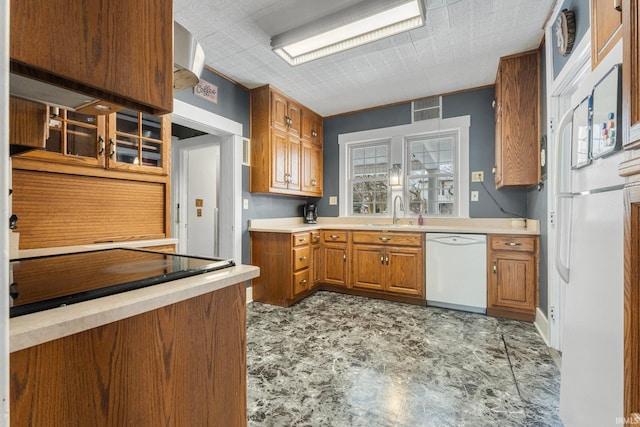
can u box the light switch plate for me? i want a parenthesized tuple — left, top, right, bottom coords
(471, 191, 479, 201)
(329, 196, 338, 205)
(243, 198, 249, 210)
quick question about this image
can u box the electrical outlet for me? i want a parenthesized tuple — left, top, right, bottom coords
(471, 171, 484, 182)
(329, 196, 338, 205)
(471, 191, 479, 201)
(243, 198, 249, 210)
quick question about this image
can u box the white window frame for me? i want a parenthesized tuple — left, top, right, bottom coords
(338, 115, 470, 218)
(405, 130, 459, 216)
(347, 140, 391, 216)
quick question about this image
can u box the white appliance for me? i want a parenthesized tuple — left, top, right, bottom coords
(425, 233, 487, 314)
(555, 70, 624, 425)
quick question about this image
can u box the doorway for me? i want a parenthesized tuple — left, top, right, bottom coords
(171, 99, 244, 263)
(172, 126, 222, 258)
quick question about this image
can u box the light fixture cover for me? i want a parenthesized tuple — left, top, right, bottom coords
(272, 0, 425, 66)
(389, 166, 402, 186)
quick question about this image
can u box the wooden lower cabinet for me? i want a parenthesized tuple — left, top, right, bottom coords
(10, 282, 247, 427)
(321, 230, 350, 287)
(311, 231, 322, 287)
(351, 231, 424, 299)
(251, 229, 426, 307)
(487, 235, 539, 321)
(250, 231, 314, 307)
(352, 244, 385, 291)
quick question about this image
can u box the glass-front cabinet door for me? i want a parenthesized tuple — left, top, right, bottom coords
(107, 109, 169, 175)
(22, 109, 106, 167)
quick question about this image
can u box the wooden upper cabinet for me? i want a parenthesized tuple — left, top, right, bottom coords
(271, 92, 289, 132)
(9, 97, 47, 156)
(592, 0, 623, 70)
(9, 0, 173, 115)
(623, 0, 640, 149)
(301, 142, 323, 196)
(107, 110, 171, 176)
(14, 109, 170, 176)
(251, 85, 323, 197)
(302, 108, 323, 145)
(494, 50, 540, 189)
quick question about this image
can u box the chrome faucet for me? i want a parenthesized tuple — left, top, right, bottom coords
(392, 195, 404, 224)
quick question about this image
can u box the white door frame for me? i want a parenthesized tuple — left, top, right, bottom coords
(174, 138, 221, 257)
(544, 4, 592, 350)
(172, 99, 244, 263)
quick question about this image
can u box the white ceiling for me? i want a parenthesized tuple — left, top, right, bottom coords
(174, 0, 554, 117)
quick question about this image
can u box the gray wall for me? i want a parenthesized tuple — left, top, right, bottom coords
(443, 88, 527, 218)
(528, 45, 549, 317)
(174, 68, 250, 138)
(552, 0, 590, 79)
(320, 88, 528, 219)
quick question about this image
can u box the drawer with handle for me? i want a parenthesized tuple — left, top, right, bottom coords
(293, 269, 310, 296)
(352, 231, 423, 247)
(292, 232, 311, 247)
(322, 230, 349, 243)
(490, 235, 536, 252)
(293, 245, 310, 271)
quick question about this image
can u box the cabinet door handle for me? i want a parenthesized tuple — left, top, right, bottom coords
(109, 138, 116, 159)
(386, 255, 389, 265)
(343, 252, 347, 262)
(98, 136, 105, 156)
(330, 234, 340, 240)
(299, 256, 307, 261)
(299, 279, 307, 285)
(311, 179, 317, 186)
(298, 237, 306, 242)
(313, 235, 320, 241)
(311, 130, 317, 138)
(493, 261, 497, 274)
(504, 242, 522, 247)
(379, 236, 391, 242)
(380, 254, 384, 264)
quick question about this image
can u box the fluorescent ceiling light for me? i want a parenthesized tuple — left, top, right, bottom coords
(272, 0, 425, 66)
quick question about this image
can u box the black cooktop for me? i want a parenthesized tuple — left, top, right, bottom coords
(9, 248, 235, 318)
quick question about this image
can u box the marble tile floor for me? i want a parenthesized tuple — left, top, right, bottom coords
(247, 291, 563, 427)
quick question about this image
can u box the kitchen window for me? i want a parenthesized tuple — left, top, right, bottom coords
(406, 132, 457, 215)
(338, 115, 470, 218)
(349, 142, 390, 215)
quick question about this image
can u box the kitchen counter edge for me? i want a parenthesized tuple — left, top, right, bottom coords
(248, 221, 539, 235)
(10, 264, 260, 353)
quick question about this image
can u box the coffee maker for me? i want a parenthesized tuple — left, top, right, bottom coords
(303, 203, 317, 224)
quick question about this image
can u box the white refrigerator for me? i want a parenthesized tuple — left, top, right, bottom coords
(555, 65, 624, 426)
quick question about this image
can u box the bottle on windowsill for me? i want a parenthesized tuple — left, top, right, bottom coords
(418, 212, 423, 226)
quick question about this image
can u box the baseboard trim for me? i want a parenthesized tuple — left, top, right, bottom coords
(534, 307, 550, 347)
(246, 284, 253, 304)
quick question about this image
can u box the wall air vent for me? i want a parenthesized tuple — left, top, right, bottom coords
(412, 96, 441, 122)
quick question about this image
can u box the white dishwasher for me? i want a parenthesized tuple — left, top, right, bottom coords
(425, 233, 487, 314)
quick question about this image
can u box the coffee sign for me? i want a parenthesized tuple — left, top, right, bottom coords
(194, 79, 218, 104)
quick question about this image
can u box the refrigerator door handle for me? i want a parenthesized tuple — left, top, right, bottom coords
(553, 108, 574, 284)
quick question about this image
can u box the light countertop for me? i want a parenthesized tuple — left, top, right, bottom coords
(10, 263, 259, 353)
(249, 217, 539, 235)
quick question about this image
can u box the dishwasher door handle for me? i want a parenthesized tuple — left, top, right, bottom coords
(427, 235, 484, 246)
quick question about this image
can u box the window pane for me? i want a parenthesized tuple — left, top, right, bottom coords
(116, 109, 139, 135)
(141, 140, 162, 167)
(407, 133, 457, 216)
(67, 124, 97, 157)
(141, 113, 162, 140)
(351, 143, 389, 215)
